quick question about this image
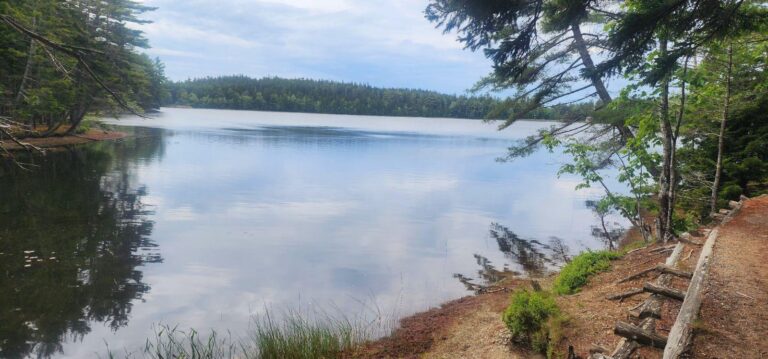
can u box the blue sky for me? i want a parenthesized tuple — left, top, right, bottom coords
(134, 0, 494, 94)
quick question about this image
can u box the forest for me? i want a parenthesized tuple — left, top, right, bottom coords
(0, 0, 167, 140)
(164, 75, 595, 120)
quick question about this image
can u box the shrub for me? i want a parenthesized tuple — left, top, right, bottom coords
(553, 251, 621, 295)
(719, 183, 743, 201)
(502, 290, 561, 354)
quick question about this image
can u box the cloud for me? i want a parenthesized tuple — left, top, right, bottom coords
(133, 0, 491, 93)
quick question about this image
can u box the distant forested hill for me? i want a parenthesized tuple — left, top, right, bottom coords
(165, 76, 594, 120)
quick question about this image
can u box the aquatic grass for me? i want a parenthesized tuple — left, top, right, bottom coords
(251, 309, 370, 358)
(552, 250, 622, 295)
(102, 303, 397, 359)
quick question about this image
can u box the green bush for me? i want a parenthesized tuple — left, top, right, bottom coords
(719, 183, 743, 201)
(502, 290, 561, 354)
(553, 251, 621, 295)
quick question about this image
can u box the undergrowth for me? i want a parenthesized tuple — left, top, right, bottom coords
(552, 250, 621, 295)
(502, 289, 565, 358)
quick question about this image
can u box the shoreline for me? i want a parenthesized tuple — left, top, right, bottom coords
(1, 130, 128, 151)
(355, 197, 768, 358)
(351, 228, 692, 358)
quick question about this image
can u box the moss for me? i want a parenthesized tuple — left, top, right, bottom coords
(502, 289, 564, 357)
(553, 251, 621, 295)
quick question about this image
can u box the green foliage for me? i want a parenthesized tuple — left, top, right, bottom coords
(164, 76, 592, 120)
(677, 34, 768, 216)
(104, 308, 384, 359)
(502, 290, 563, 355)
(720, 183, 743, 201)
(0, 1, 166, 135)
(252, 310, 371, 359)
(553, 251, 621, 295)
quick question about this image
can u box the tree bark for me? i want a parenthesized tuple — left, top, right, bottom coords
(643, 282, 686, 301)
(15, 19, 37, 106)
(657, 39, 674, 242)
(614, 321, 668, 348)
(571, 23, 635, 142)
(606, 288, 645, 300)
(663, 229, 719, 358)
(710, 43, 733, 214)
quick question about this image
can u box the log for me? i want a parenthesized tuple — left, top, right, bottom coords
(634, 242, 685, 319)
(656, 265, 692, 279)
(678, 236, 703, 246)
(643, 282, 686, 301)
(663, 229, 719, 358)
(611, 317, 655, 359)
(616, 266, 657, 284)
(650, 244, 677, 253)
(718, 208, 730, 215)
(638, 297, 662, 319)
(606, 288, 644, 300)
(590, 344, 610, 354)
(614, 321, 667, 348)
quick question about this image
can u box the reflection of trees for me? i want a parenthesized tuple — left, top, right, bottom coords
(454, 223, 576, 292)
(585, 200, 626, 250)
(0, 136, 164, 359)
(453, 254, 516, 292)
(489, 223, 553, 277)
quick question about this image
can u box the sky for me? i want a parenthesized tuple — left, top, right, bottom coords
(134, 0, 494, 95)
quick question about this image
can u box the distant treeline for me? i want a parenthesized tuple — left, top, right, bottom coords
(165, 76, 594, 120)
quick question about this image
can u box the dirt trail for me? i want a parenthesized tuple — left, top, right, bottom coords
(691, 195, 768, 358)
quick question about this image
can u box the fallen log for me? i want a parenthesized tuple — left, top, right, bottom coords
(616, 266, 658, 284)
(649, 245, 677, 253)
(606, 288, 644, 301)
(630, 242, 686, 319)
(611, 317, 655, 359)
(589, 344, 610, 354)
(614, 321, 667, 349)
(643, 282, 686, 301)
(663, 228, 720, 358)
(656, 265, 692, 279)
(678, 236, 703, 246)
(637, 297, 662, 319)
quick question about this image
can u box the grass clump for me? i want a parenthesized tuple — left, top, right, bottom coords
(502, 289, 564, 356)
(252, 310, 371, 359)
(553, 250, 621, 295)
(105, 307, 386, 359)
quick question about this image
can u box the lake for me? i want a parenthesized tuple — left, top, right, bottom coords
(0, 108, 616, 358)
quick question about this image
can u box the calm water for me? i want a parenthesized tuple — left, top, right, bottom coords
(0, 108, 616, 358)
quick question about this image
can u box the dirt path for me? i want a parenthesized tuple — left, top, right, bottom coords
(690, 195, 768, 358)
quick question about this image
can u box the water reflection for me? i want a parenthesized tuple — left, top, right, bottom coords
(453, 223, 576, 292)
(585, 200, 626, 251)
(0, 136, 163, 358)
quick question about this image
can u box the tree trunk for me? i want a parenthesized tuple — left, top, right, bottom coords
(570, 23, 636, 142)
(14, 16, 37, 109)
(657, 39, 674, 242)
(710, 43, 733, 214)
(667, 58, 688, 238)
